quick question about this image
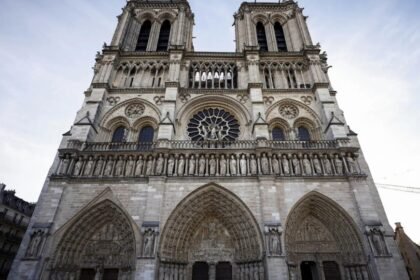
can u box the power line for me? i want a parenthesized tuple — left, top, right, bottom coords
(376, 183, 420, 194)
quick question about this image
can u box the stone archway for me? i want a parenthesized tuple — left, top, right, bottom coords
(159, 184, 264, 280)
(285, 192, 371, 280)
(49, 199, 137, 280)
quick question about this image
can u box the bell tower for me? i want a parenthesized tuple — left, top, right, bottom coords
(112, 0, 194, 52)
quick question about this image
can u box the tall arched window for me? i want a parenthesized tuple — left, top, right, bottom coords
(112, 126, 127, 143)
(157, 20, 171, 51)
(136, 20, 152, 52)
(274, 22, 287, 51)
(298, 126, 311, 141)
(272, 127, 285, 141)
(256, 22, 268, 52)
(138, 126, 154, 143)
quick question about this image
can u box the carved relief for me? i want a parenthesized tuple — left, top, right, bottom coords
(107, 96, 120, 106)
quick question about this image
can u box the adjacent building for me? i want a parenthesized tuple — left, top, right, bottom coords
(0, 184, 35, 279)
(395, 223, 420, 280)
(9, 0, 410, 279)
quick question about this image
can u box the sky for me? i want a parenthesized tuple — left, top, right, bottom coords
(0, 0, 419, 242)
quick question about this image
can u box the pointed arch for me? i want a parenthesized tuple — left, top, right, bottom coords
(256, 22, 268, 52)
(49, 189, 140, 279)
(159, 183, 264, 263)
(285, 192, 369, 278)
(157, 20, 171, 51)
(274, 22, 287, 51)
(136, 20, 152, 52)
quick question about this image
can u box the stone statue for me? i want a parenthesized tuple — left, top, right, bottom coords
(292, 155, 301, 175)
(155, 154, 164, 175)
(188, 155, 195, 175)
(334, 154, 344, 174)
(302, 155, 312, 175)
(240, 154, 247, 176)
(146, 156, 154, 176)
(134, 155, 144, 176)
(269, 229, 281, 255)
(347, 153, 357, 174)
(59, 155, 70, 175)
(73, 157, 83, 176)
(26, 231, 43, 258)
(230, 155, 237, 175)
(261, 154, 270, 175)
(370, 228, 388, 256)
(209, 155, 216, 176)
(199, 155, 206, 176)
(104, 157, 114, 176)
(83, 157, 94, 176)
(272, 155, 280, 175)
(167, 155, 175, 176)
(282, 155, 290, 175)
(219, 155, 227, 176)
(115, 156, 124, 176)
(178, 155, 185, 176)
(143, 230, 155, 257)
(313, 155, 322, 175)
(250, 155, 258, 175)
(93, 156, 104, 176)
(323, 155, 332, 175)
(125, 156, 135, 176)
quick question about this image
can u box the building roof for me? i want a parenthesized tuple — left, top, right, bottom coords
(0, 183, 35, 216)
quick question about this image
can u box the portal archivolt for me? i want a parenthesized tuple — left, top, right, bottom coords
(49, 199, 137, 280)
(159, 184, 264, 280)
(285, 192, 370, 280)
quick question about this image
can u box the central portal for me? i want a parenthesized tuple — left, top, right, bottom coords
(159, 184, 265, 280)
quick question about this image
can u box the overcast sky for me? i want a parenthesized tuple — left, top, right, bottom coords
(0, 0, 419, 242)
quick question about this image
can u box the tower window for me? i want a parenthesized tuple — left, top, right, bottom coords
(256, 22, 268, 52)
(272, 127, 285, 141)
(139, 126, 154, 143)
(274, 22, 287, 52)
(157, 20, 171, 51)
(298, 126, 311, 141)
(136, 20, 152, 52)
(112, 126, 128, 143)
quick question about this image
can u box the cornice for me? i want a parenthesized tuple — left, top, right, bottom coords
(108, 87, 166, 94)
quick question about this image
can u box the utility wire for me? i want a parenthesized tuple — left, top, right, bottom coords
(376, 183, 420, 194)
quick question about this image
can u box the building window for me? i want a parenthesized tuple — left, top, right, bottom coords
(138, 126, 154, 143)
(136, 20, 152, 52)
(112, 126, 128, 143)
(157, 20, 171, 51)
(298, 126, 311, 141)
(272, 127, 285, 141)
(256, 22, 268, 52)
(274, 22, 287, 51)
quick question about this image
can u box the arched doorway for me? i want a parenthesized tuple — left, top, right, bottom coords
(285, 192, 370, 280)
(159, 184, 264, 280)
(49, 200, 136, 280)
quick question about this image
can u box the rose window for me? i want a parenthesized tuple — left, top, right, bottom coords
(279, 104, 299, 119)
(187, 108, 240, 141)
(125, 103, 145, 119)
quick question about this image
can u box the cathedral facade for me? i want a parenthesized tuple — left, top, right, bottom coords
(10, 1, 409, 280)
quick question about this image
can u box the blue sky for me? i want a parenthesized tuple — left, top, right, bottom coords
(0, 0, 419, 241)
